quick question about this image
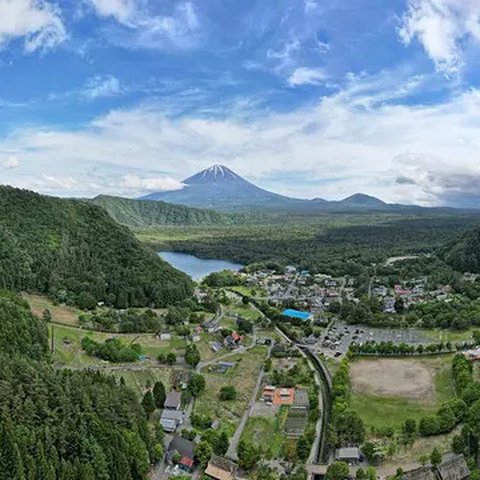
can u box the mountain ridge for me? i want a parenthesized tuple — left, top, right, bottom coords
(139, 164, 412, 212)
(92, 194, 259, 228)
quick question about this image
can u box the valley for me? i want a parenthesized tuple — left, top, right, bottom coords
(2, 175, 480, 480)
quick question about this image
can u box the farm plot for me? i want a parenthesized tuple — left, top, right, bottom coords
(195, 346, 268, 430)
(24, 293, 81, 326)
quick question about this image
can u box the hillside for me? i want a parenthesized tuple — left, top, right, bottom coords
(91, 194, 255, 228)
(442, 226, 480, 273)
(0, 186, 193, 308)
(0, 292, 155, 478)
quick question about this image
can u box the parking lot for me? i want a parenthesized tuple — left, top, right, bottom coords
(314, 321, 433, 358)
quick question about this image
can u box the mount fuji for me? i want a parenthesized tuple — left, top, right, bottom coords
(141, 164, 307, 210)
(140, 164, 427, 213)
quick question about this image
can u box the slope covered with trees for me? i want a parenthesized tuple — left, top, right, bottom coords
(442, 226, 480, 273)
(91, 195, 255, 228)
(0, 293, 158, 479)
(0, 186, 193, 308)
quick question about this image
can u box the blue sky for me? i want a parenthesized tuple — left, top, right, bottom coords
(1, 0, 480, 206)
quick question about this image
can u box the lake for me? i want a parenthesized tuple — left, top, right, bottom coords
(158, 251, 243, 280)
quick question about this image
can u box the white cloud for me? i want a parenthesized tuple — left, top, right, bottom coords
(399, 0, 480, 74)
(288, 67, 326, 86)
(0, 0, 67, 52)
(2, 70, 480, 205)
(83, 75, 122, 99)
(89, 0, 136, 24)
(89, 0, 201, 50)
(121, 174, 184, 193)
(2, 156, 19, 169)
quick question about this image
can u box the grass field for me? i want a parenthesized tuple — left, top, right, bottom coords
(49, 323, 177, 366)
(107, 368, 174, 398)
(24, 293, 81, 326)
(241, 407, 289, 459)
(350, 355, 455, 430)
(195, 346, 268, 431)
(423, 328, 477, 343)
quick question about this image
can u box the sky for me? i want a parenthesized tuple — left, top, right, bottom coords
(1, 0, 480, 207)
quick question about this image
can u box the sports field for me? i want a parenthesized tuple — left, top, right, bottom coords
(350, 355, 455, 430)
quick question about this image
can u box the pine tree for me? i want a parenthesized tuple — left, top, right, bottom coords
(142, 391, 156, 418)
(153, 381, 166, 409)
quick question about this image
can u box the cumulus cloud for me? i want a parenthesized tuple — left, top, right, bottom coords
(2, 156, 19, 169)
(0, 0, 67, 52)
(288, 67, 326, 86)
(121, 174, 184, 193)
(82, 75, 122, 99)
(399, 0, 480, 74)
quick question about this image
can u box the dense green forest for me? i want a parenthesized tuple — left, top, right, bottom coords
(442, 226, 480, 273)
(91, 195, 258, 229)
(0, 293, 158, 479)
(0, 186, 193, 308)
(140, 213, 480, 275)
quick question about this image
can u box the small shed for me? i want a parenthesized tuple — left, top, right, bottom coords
(335, 447, 361, 464)
(164, 392, 182, 410)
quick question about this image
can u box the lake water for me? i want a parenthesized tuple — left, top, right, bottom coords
(158, 251, 243, 280)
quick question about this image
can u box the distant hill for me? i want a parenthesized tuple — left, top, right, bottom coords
(334, 193, 387, 208)
(0, 186, 193, 308)
(92, 194, 255, 228)
(139, 164, 414, 212)
(442, 226, 480, 273)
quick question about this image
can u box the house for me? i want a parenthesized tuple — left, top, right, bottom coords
(263, 386, 295, 405)
(167, 435, 196, 473)
(402, 455, 470, 480)
(224, 331, 243, 349)
(263, 386, 275, 403)
(194, 325, 204, 335)
(383, 297, 396, 314)
(211, 341, 223, 353)
(159, 333, 171, 341)
(335, 447, 361, 465)
(191, 334, 201, 343)
(164, 392, 182, 410)
(294, 389, 310, 410)
(436, 454, 470, 480)
(205, 455, 238, 480)
(203, 319, 219, 333)
(160, 409, 184, 433)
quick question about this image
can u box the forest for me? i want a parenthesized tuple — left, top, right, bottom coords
(91, 195, 259, 228)
(0, 292, 158, 480)
(140, 212, 480, 276)
(0, 186, 193, 309)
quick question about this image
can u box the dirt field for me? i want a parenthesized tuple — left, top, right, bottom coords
(351, 358, 434, 401)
